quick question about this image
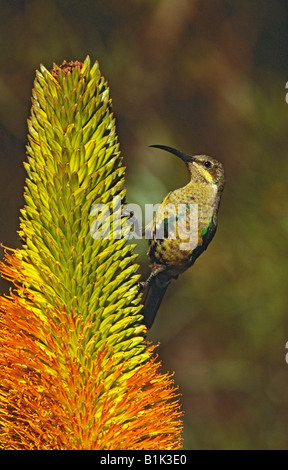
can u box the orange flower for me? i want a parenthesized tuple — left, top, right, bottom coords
(0, 253, 182, 450)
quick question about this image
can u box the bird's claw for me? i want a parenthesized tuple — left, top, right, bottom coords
(138, 281, 147, 292)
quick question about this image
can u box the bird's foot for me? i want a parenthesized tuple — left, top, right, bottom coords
(138, 265, 167, 292)
(122, 208, 143, 237)
(138, 281, 147, 292)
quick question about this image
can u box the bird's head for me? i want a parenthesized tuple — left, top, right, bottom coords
(150, 145, 225, 191)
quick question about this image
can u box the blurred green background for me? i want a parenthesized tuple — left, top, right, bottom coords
(0, 0, 288, 450)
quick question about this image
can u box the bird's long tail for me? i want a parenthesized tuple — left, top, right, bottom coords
(141, 274, 171, 329)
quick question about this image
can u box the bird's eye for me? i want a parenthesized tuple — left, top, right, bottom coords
(204, 161, 212, 168)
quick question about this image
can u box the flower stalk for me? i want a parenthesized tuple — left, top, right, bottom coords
(0, 57, 182, 450)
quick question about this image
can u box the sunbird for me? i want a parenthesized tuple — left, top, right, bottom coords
(141, 145, 225, 329)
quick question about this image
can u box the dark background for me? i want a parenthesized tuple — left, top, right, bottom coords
(0, 0, 288, 449)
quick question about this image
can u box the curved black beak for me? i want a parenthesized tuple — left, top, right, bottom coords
(149, 144, 194, 163)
